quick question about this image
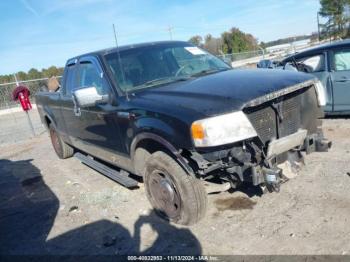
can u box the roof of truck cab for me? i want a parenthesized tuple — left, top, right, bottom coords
(283, 39, 350, 62)
(66, 40, 191, 65)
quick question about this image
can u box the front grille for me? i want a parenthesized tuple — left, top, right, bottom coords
(279, 95, 301, 137)
(246, 89, 306, 144)
(246, 106, 276, 143)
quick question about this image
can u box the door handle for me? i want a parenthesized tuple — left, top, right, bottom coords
(74, 105, 81, 117)
(72, 96, 81, 117)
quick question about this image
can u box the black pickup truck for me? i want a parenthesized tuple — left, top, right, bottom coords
(36, 41, 331, 225)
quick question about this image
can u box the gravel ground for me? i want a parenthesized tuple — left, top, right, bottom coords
(0, 118, 349, 256)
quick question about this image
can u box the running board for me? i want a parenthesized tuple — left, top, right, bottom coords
(74, 152, 138, 188)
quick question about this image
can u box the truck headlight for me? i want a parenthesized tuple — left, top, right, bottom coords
(314, 80, 326, 106)
(191, 111, 257, 147)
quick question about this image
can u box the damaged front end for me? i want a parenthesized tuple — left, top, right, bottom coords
(186, 80, 332, 193)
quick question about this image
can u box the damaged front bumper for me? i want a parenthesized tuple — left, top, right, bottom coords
(186, 82, 333, 193)
(187, 129, 331, 193)
(252, 130, 331, 192)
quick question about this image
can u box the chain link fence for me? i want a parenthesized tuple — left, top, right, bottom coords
(0, 76, 61, 109)
(0, 76, 61, 145)
(218, 49, 265, 62)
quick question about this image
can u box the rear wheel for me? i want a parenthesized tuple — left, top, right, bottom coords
(49, 124, 74, 159)
(144, 151, 207, 225)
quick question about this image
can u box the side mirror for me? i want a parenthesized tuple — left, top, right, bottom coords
(72, 86, 109, 108)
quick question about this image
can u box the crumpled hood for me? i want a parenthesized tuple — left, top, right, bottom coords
(133, 69, 315, 118)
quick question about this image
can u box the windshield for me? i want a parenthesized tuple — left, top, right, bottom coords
(104, 42, 230, 92)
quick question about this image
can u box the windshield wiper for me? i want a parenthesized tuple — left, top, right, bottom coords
(143, 76, 190, 87)
(143, 77, 173, 86)
(131, 76, 190, 91)
(190, 68, 229, 77)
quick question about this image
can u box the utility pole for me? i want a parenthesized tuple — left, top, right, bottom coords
(14, 73, 19, 86)
(167, 25, 174, 40)
(112, 24, 118, 47)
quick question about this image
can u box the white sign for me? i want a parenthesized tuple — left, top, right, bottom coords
(185, 46, 206, 55)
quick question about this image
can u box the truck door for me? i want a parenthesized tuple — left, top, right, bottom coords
(60, 60, 79, 141)
(70, 56, 125, 164)
(329, 49, 350, 112)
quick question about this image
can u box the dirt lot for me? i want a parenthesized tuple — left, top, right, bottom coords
(0, 118, 350, 256)
(0, 109, 45, 145)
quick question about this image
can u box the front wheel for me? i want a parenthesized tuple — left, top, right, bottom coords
(144, 151, 207, 225)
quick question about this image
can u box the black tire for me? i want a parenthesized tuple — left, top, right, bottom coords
(144, 151, 207, 225)
(49, 124, 74, 159)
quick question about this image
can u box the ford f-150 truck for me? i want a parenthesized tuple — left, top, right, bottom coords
(36, 41, 331, 225)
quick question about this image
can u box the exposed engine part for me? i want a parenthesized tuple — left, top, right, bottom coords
(190, 152, 211, 169)
(262, 167, 282, 192)
(226, 165, 243, 181)
(202, 162, 224, 174)
(230, 147, 251, 164)
(251, 167, 265, 186)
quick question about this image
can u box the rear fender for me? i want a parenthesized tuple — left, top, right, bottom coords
(43, 107, 57, 130)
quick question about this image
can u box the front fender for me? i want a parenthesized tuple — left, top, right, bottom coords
(130, 132, 178, 159)
(130, 116, 193, 151)
(130, 132, 193, 175)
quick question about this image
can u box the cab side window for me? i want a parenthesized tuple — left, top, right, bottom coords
(296, 54, 325, 73)
(78, 61, 110, 95)
(334, 50, 350, 71)
(64, 64, 77, 96)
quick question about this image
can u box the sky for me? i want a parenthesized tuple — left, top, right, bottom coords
(0, 0, 321, 75)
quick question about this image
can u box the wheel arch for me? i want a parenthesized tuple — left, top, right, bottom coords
(130, 132, 193, 176)
(44, 114, 56, 129)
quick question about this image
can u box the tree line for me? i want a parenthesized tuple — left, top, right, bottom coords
(188, 27, 317, 55)
(188, 0, 350, 54)
(188, 27, 259, 55)
(0, 66, 64, 84)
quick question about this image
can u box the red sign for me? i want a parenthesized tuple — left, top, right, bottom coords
(12, 85, 32, 111)
(18, 91, 32, 111)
